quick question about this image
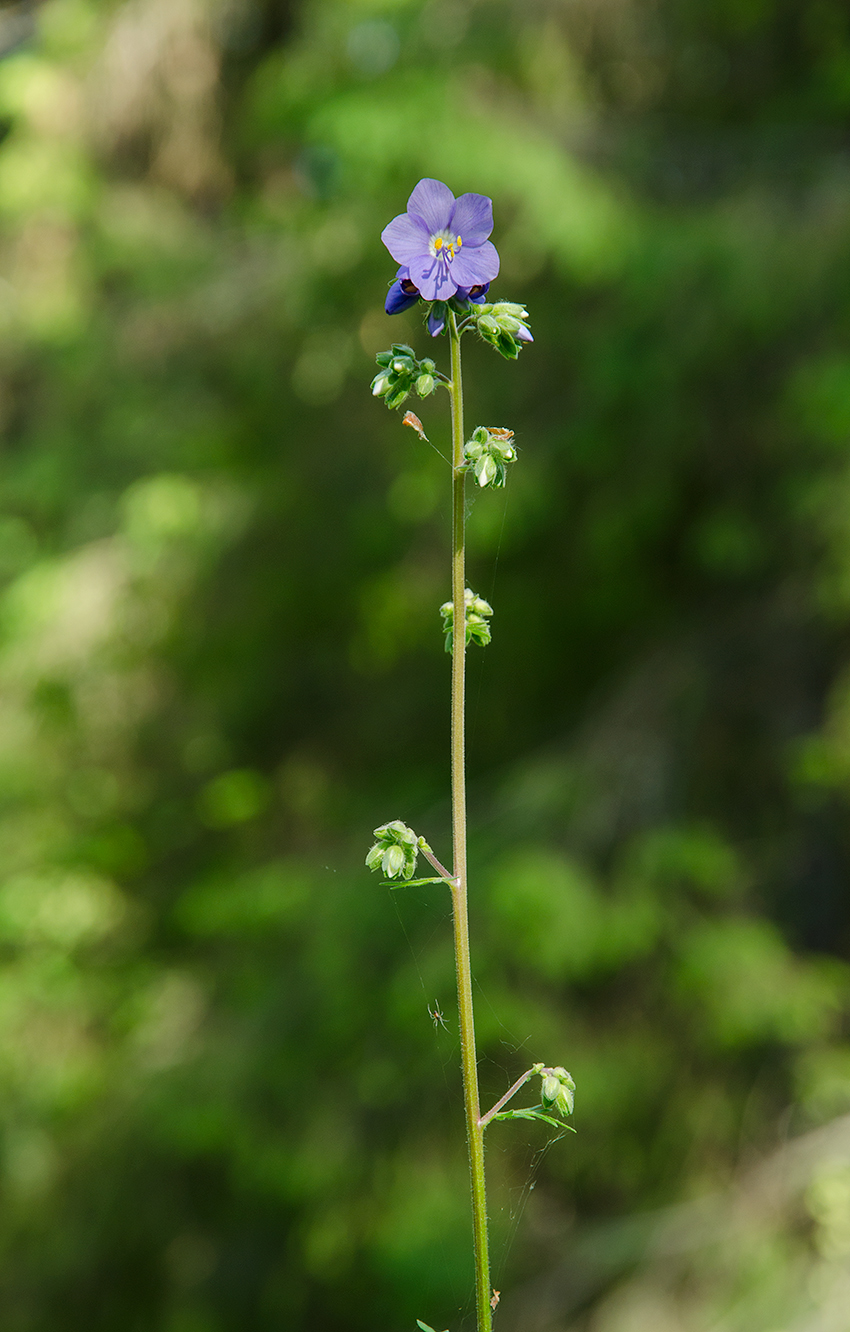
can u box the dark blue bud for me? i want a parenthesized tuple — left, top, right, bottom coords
(428, 302, 448, 337)
(386, 273, 421, 315)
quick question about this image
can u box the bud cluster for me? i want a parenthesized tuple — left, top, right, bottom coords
(471, 302, 533, 359)
(462, 426, 517, 489)
(439, 588, 493, 654)
(539, 1066, 575, 1119)
(365, 820, 430, 881)
(372, 344, 438, 409)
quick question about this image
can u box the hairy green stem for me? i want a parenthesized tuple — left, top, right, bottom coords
(448, 309, 492, 1332)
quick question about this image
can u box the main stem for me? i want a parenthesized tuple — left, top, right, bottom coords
(448, 310, 492, 1332)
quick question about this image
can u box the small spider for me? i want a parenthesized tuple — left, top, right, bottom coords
(428, 1001, 450, 1032)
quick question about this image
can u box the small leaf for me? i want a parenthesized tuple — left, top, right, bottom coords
(493, 1107, 575, 1131)
(382, 876, 449, 888)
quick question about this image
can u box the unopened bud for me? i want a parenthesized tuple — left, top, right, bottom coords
(365, 843, 384, 871)
(366, 819, 424, 882)
(541, 1075, 561, 1105)
(383, 844, 406, 878)
(475, 454, 498, 487)
(539, 1066, 575, 1117)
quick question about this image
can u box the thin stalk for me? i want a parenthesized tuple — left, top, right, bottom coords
(447, 309, 492, 1332)
(479, 1066, 541, 1130)
(419, 844, 457, 885)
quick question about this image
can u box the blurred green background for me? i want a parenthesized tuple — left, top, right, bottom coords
(0, 0, 850, 1328)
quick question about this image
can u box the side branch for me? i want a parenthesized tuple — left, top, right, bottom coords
(479, 1065, 544, 1130)
(419, 844, 458, 887)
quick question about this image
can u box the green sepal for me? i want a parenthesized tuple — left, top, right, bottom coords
(417, 1321, 448, 1332)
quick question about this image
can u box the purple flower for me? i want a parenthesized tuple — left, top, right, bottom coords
(381, 179, 500, 303)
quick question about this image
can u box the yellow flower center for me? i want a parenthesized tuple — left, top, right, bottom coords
(429, 231, 464, 261)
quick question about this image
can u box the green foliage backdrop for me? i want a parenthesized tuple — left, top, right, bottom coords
(0, 1, 848, 1329)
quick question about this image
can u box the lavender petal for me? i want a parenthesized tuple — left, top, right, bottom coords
(406, 178, 455, 233)
(449, 193, 494, 245)
(381, 212, 431, 265)
(408, 254, 458, 301)
(450, 240, 500, 288)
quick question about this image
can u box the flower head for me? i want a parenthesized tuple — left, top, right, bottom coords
(366, 820, 427, 881)
(381, 179, 500, 304)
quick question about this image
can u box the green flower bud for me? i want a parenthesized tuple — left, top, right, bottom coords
(539, 1066, 576, 1117)
(385, 383, 411, 409)
(541, 1075, 561, 1105)
(415, 373, 435, 397)
(371, 372, 391, 397)
(365, 843, 384, 871)
(474, 454, 498, 488)
(383, 844, 406, 878)
(468, 593, 492, 617)
(555, 1086, 575, 1117)
(382, 819, 416, 848)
